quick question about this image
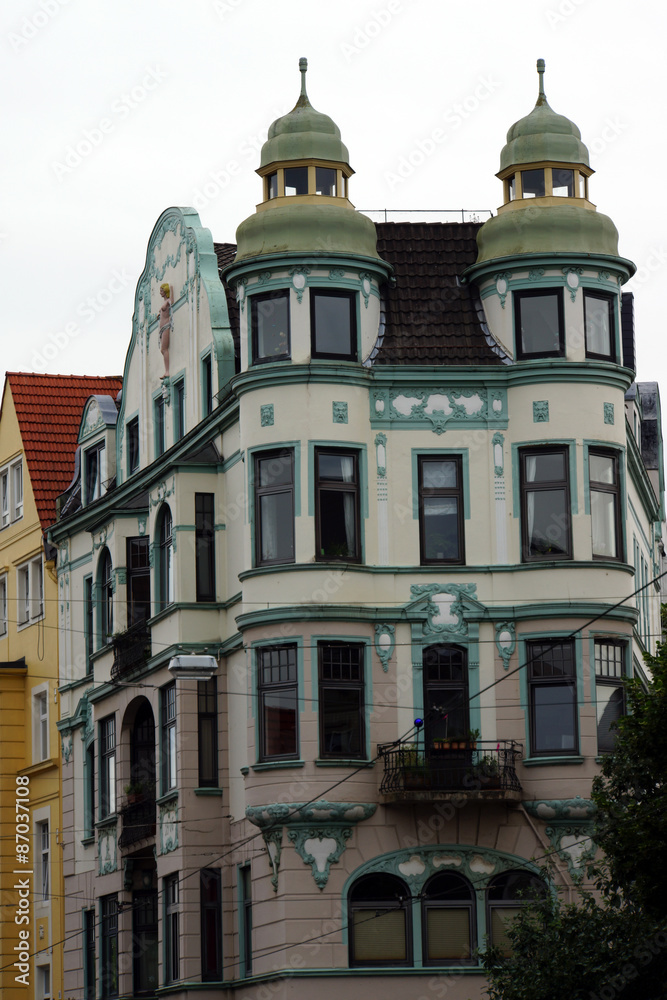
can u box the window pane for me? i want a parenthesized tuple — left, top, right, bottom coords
(490, 907, 521, 956)
(552, 168, 574, 197)
(424, 686, 467, 741)
(353, 909, 406, 961)
(525, 453, 565, 482)
(591, 490, 617, 557)
(319, 489, 357, 558)
(258, 454, 293, 487)
(312, 292, 354, 357)
(526, 488, 569, 556)
(254, 295, 289, 360)
(284, 166, 308, 195)
(262, 690, 297, 757)
(423, 497, 460, 561)
(268, 172, 278, 199)
(585, 295, 612, 357)
(521, 168, 545, 198)
(259, 492, 294, 562)
(597, 684, 624, 752)
(595, 642, 624, 678)
(507, 174, 516, 201)
(517, 294, 561, 356)
(321, 688, 362, 756)
(426, 908, 471, 960)
(422, 460, 457, 489)
(533, 684, 576, 752)
(589, 453, 615, 485)
(315, 166, 336, 196)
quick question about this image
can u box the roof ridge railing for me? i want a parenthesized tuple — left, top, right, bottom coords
(360, 209, 494, 223)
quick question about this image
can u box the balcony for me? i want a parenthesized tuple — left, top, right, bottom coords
(378, 739, 523, 804)
(118, 794, 156, 849)
(111, 621, 151, 681)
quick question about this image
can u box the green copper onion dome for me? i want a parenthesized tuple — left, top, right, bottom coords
(260, 58, 350, 168)
(499, 59, 590, 172)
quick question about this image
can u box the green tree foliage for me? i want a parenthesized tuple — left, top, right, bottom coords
(484, 640, 667, 998)
(592, 640, 667, 918)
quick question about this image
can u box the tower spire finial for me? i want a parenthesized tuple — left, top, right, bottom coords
(536, 58, 546, 105)
(299, 57, 308, 99)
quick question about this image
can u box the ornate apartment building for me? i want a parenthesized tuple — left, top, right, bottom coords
(50, 60, 663, 999)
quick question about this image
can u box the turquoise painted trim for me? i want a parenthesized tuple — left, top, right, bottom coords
(583, 441, 627, 561)
(370, 361, 633, 392)
(307, 440, 369, 552)
(224, 253, 391, 286)
(310, 634, 373, 760)
(221, 449, 243, 472)
(69, 551, 93, 572)
(194, 787, 223, 795)
(246, 440, 302, 566)
(511, 439, 578, 518)
(251, 760, 305, 772)
(115, 206, 235, 480)
(518, 631, 584, 757)
(627, 496, 652, 552)
(522, 756, 585, 767)
(462, 251, 635, 286)
(410, 448, 471, 520)
(315, 758, 374, 768)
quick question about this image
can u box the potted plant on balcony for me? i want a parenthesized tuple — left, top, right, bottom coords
(124, 782, 146, 805)
(473, 755, 501, 788)
(399, 746, 431, 789)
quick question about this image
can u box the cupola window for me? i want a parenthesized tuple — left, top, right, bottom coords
(315, 166, 336, 196)
(507, 174, 516, 201)
(311, 289, 357, 360)
(521, 168, 545, 198)
(267, 172, 278, 199)
(584, 291, 615, 360)
(578, 172, 588, 199)
(284, 166, 308, 196)
(514, 289, 564, 359)
(552, 167, 574, 197)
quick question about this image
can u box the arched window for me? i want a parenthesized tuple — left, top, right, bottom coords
(487, 870, 546, 955)
(421, 871, 476, 965)
(348, 874, 411, 967)
(157, 505, 174, 609)
(98, 549, 113, 646)
(423, 645, 469, 746)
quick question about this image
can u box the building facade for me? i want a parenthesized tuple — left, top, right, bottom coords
(0, 373, 122, 1000)
(51, 61, 663, 999)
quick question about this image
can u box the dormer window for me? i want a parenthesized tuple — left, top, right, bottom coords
(521, 169, 545, 199)
(315, 167, 336, 196)
(552, 168, 574, 197)
(284, 166, 308, 196)
(84, 443, 105, 505)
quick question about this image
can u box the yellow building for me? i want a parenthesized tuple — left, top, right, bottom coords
(0, 373, 121, 1000)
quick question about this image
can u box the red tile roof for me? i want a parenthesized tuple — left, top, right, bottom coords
(3, 373, 123, 531)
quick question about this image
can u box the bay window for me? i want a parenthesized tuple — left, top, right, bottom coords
(254, 450, 294, 566)
(161, 683, 177, 792)
(311, 289, 357, 360)
(251, 291, 290, 364)
(589, 450, 621, 559)
(520, 447, 571, 561)
(99, 716, 116, 817)
(318, 641, 365, 759)
(257, 645, 298, 761)
(127, 537, 150, 626)
(195, 493, 216, 601)
(315, 448, 360, 562)
(595, 639, 626, 752)
(527, 639, 578, 756)
(514, 289, 564, 359)
(418, 455, 464, 564)
(584, 291, 615, 360)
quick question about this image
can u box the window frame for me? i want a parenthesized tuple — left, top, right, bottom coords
(157, 504, 174, 609)
(239, 863, 252, 977)
(39, 820, 49, 901)
(84, 575, 94, 673)
(486, 870, 547, 956)
(126, 536, 151, 627)
(257, 644, 299, 762)
(417, 455, 465, 565)
(519, 446, 572, 562)
(589, 448, 622, 560)
(127, 417, 140, 474)
(254, 450, 295, 567)
(595, 638, 626, 753)
(202, 353, 213, 418)
(348, 873, 412, 968)
(98, 548, 113, 646)
(0, 459, 22, 527)
(422, 644, 469, 747)
(514, 288, 565, 360)
(154, 394, 166, 458)
(318, 641, 366, 760)
(99, 716, 116, 818)
(161, 683, 177, 793)
(164, 874, 180, 984)
(100, 894, 119, 999)
(421, 871, 476, 966)
(584, 290, 616, 361)
(173, 378, 186, 441)
(84, 442, 105, 505)
(0, 574, 7, 636)
(526, 639, 578, 757)
(251, 290, 291, 365)
(84, 740, 95, 838)
(83, 907, 96, 1000)
(311, 288, 358, 361)
(35, 689, 49, 762)
(198, 678, 218, 787)
(200, 868, 223, 981)
(195, 492, 216, 601)
(314, 447, 361, 563)
(17, 555, 44, 628)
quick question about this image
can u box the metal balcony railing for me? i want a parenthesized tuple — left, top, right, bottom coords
(118, 795, 156, 848)
(377, 739, 523, 796)
(111, 621, 151, 680)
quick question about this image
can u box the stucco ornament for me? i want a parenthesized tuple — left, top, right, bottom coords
(289, 266, 310, 303)
(495, 622, 516, 670)
(98, 826, 118, 875)
(546, 824, 596, 879)
(371, 386, 507, 435)
(374, 623, 395, 672)
(289, 826, 351, 889)
(409, 583, 478, 637)
(562, 266, 583, 301)
(494, 271, 512, 307)
(533, 400, 549, 423)
(61, 732, 73, 763)
(159, 801, 179, 854)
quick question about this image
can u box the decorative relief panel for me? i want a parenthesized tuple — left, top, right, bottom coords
(495, 622, 516, 670)
(374, 624, 395, 672)
(332, 401, 348, 424)
(261, 404, 274, 427)
(533, 400, 549, 423)
(603, 402, 614, 425)
(159, 801, 179, 854)
(408, 583, 479, 637)
(98, 826, 118, 875)
(371, 387, 507, 434)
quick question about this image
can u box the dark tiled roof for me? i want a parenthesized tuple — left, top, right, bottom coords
(4, 373, 123, 531)
(215, 222, 503, 369)
(374, 221, 503, 366)
(215, 243, 241, 372)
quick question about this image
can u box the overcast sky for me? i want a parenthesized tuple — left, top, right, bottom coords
(2, 0, 666, 414)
